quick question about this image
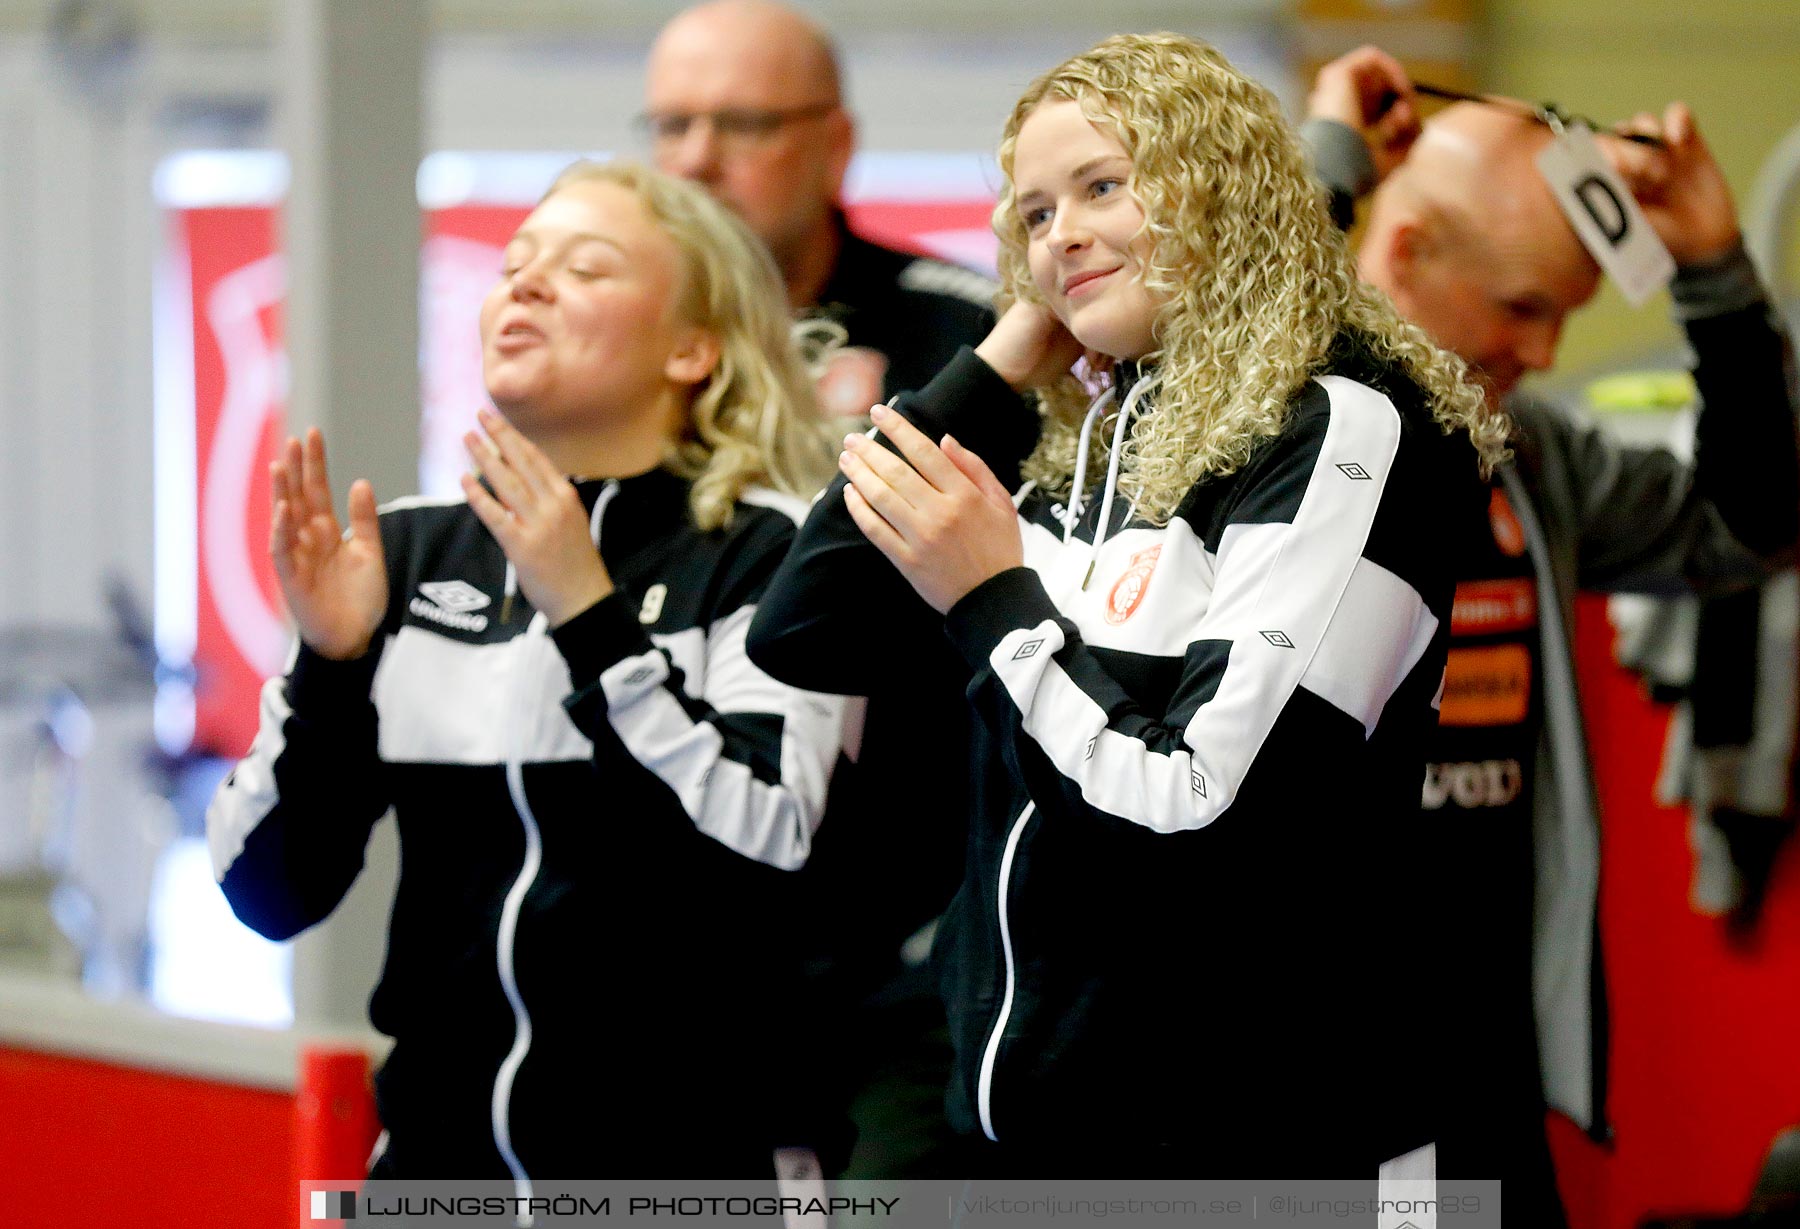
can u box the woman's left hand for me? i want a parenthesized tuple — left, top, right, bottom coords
(463, 407, 614, 627)
(840, 405, 1023, 615)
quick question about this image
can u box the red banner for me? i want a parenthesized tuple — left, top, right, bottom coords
(180, 207, 288, 757)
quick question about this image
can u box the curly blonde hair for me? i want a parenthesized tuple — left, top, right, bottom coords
(995, 34, 1507, 524)
(545, 161, 835, 531)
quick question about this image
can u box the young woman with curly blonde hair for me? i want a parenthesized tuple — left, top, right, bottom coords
(1001, 36, 1505, 519)
(209, 161, 849, 1181)
(751, 33, 1495, 1176)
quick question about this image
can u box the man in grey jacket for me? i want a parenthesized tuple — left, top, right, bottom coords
(1306, 48, 1799, 1222)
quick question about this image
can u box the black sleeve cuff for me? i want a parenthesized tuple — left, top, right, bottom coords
(1672, 241, 1765, 320)
(943, 566, 1066, 673)
(895, 347, 1039, 485)
(550, 590, 655, 689)
(287, 642, 384, 719)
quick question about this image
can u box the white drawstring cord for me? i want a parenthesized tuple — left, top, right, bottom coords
(1082, 376, 1152, 589)
(585, 482, 614, 549)
(855, 376, 1144, 590)
(1065, 387, 1115, 544)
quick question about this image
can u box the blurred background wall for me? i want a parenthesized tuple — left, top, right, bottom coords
(0, 2, 1797, 1226)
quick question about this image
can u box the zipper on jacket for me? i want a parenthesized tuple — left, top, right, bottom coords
(976, 800, 1036, 1142)
(493, 742, 544, 1223)
(489, 481, 617, 1225)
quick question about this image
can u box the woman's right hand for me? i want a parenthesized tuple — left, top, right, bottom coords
(975, 300, 1087, 392)
(270, 428, 387, 661)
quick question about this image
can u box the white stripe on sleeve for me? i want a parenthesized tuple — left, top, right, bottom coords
(1300, 557, 1438, 738)
(206, 673, 292, 881)
(600, 603, 845, 871)
(989, 377, 1407, 832)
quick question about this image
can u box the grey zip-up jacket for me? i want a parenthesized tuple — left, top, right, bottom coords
(1309, 117, 1800, 1135)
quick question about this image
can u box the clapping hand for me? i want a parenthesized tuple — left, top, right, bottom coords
(269, 428, 387, 661)
(839, 406, 1023, 615)
(461, 407, 614, 628)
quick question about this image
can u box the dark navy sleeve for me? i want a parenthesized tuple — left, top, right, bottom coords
(205, 510, 411, 940)
(747, 347, 1039, 696)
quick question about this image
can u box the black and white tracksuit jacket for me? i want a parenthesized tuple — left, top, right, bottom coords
(207, 466, 849, 1179)
(750, 342, 1486, 1174)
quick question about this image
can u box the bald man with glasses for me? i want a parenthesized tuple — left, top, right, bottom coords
(645, 0, 997, 1182)
(644, 0, 994, 400)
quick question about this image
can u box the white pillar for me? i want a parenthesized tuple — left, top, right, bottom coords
(277, 0, 424, 1031)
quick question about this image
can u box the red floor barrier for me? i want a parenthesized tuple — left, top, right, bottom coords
(293, 1043, 381, 1224)
(1553, 595, 1800, 1229)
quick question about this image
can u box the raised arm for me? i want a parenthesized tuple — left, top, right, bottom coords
(1607, 103, 1799, 562)
(1301, 45, 1422, 226)
(1556, 105, 1800, 592)
(207, 430, 394, 939)
(746, 306, 1061, 695)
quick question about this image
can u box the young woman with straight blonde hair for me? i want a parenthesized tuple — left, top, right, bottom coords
(209, 161, 848, 1181)
(751, 33, 1497, 1176)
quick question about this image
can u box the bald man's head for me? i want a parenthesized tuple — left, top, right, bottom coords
(645, 0, 854, 299)
(1360, 102, 1601, 404)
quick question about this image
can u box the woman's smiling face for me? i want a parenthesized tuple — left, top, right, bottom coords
(1011, 98, 1162, 361)
(479, 179, 699, 433)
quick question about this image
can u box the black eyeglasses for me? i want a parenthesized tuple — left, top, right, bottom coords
(636, 102, 838, 148)
(1411, 82, 1666, 148)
